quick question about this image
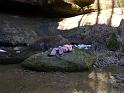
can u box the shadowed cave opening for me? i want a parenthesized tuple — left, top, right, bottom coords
(0, 1, 56, 18)
(0, 1, 95, 18)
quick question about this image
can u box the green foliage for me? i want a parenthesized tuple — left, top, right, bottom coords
(59, 49, 96, 70)
(107, 33, 120, 51)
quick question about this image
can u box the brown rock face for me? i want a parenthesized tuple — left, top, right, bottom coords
(13, 0, 95, 7)
(0, 0, 95, 17)
(73, 0, 95, 8)
(14, 0, 48, 6)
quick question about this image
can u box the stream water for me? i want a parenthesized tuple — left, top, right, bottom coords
(0, 64, 124, 93)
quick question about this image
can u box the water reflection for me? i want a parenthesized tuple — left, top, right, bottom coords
(89, 71, 111, 93)
(0, 65, 124, 93)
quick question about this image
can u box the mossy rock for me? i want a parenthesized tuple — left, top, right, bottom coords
(107, 33, 120, 51)
(21, 49, 96, 72)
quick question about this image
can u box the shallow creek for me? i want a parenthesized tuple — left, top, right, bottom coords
(0, 64, 124, 93)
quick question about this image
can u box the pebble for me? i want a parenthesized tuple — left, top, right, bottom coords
(93, 57, 120, 69)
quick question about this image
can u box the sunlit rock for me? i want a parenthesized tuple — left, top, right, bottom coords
(57, 8, 124, 30)
(92, 0, 124, 10)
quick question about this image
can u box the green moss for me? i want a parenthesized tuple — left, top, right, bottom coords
(107, 33, 120, 51)
(59, 49, 96, 70)
(22, 49, 96, 72)
(83, 52, 96, 69)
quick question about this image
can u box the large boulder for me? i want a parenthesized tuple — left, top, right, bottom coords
(22, 49, 96, 72)
(14, 0, 95, 8)
(65, 24, 118, 51)
(30, 35, 70, 51)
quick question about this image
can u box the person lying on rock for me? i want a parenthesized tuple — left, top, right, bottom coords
(49, 44, 73, 56)
(49, 48, 59, 56)
(64, 44, 73, 51)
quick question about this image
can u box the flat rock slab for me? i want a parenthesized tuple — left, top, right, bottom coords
(22, 49, 96, 72)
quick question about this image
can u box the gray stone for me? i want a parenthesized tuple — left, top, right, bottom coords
(22, 49, 96, 72)
(30, 35, 70, 50)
